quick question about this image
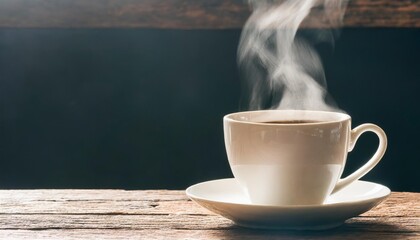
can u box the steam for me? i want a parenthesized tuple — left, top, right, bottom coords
(238, 0, 348, 111)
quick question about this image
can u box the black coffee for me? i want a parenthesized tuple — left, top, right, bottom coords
(262, 120, 320, 124)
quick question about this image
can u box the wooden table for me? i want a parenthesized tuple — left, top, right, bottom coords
(0, 190, 418, 239)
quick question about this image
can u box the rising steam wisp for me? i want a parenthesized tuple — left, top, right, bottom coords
(238, 0, 348, 111)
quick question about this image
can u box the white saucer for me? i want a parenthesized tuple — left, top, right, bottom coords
(186, 178, 390, 230)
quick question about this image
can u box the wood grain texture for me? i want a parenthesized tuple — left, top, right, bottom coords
(0, 190, 418, 239)
(0, 0, 418, 29)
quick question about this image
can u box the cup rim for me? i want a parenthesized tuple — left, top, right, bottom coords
(224, 110, 351, 126)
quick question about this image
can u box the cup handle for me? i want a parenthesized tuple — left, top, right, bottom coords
(332, 123, 387, 194)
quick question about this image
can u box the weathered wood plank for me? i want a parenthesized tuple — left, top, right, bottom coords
(0, 228, 418, 240)
(0, 214, 418, 232)
(0, 219, 417, 239)
(0, 190, 418, 239)
(0, 0, 418, 29)
(0, 191, 417, 217)
(344, 0, 420, 27)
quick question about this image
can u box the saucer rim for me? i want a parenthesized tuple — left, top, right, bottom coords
(186, 178, 391, 208)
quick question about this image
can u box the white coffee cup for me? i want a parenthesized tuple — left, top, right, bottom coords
(223, 110, 387, 206)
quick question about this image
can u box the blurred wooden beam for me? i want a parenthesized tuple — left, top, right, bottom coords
(0, 0, 418, 29)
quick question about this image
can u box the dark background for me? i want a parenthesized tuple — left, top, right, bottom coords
(0, 28, 419, 191)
